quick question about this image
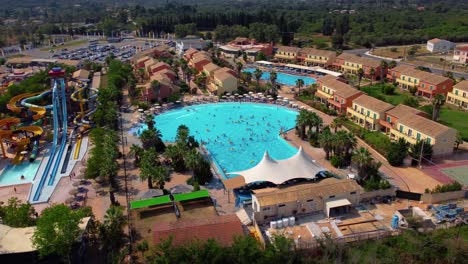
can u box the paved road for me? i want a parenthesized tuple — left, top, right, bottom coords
(344, 49, 468, 79)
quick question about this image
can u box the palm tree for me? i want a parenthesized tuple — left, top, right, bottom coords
(431, 94, 445, 121)
(101, 205, 126, 261)
(150, 80, 161, 100)
(388, 60, 397, 69)
(310, 112, 323, 133)
(129, 144, 144, 166)
(270, 71, 278, 88)
(296, 79, 304, 94)
(164, 143, 186, 171)
(152, 165, 170, 189)
(369, 67, 376, 85)
(357, 68, 364, 89)
(330, 118, 344, 133)
(145, 115, 155, 130)
(140, 149, 159, 189)
(104, 205, 126, 228)
(380, 60, 388, 83)
(352, 147, 372, 177)
(254, 68, 263, 87)
(236, 62, 243, 76)
(295, 109, 309, 140)
(185, 148, 203, 181)
(318, 129, 334, 160)
(139, 128, 164, 151)
(242, 72, 253, 85)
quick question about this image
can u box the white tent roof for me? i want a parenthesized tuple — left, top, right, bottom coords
(227, 147, 325, 185)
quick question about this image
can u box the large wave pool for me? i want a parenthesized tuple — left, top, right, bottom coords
(243, 68, 316, 86)
(0, 160, 41, 186)
(132, 103, 299, 178)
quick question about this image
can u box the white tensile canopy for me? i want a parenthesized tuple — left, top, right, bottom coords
(227, 147, 325, 185)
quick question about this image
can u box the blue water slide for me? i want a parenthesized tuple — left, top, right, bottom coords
(21, 90, 53, 110)
(32, 80, 60, 201)
(48, 78, 68, 186)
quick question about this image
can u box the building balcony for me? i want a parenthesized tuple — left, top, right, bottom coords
(341, 64, 360, 71)
(316, 90, 332, 100)
(447, 92, 468, 103)
(327, 99, 344, 109)
(347, 108, 377, 124)
(396, 78, 419, 87)
(389, 128, 418, 145)
(274, 54, 296, 60)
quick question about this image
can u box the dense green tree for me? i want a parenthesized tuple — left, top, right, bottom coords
(386, 138, 409, 166)
(32, 205, 86, 263)
(431, 94, 446, 121)
(410, 140, 434, 164)
(0, 197, 36, 227)
(99, 205, 127, 263)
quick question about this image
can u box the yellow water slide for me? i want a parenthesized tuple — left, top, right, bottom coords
(7, 92, 46, 120)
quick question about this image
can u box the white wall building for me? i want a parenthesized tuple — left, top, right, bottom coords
(426, 38, 455, 53)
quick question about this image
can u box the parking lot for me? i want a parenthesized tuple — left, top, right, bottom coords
(25, 38, 167, 63)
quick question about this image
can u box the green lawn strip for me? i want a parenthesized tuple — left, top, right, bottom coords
(130, 190, 210, 209)
(343, 119, 391, 155)
(360, 84, 410, 106)
(40, 39, 88, 51)
(437, 107, 468, 141)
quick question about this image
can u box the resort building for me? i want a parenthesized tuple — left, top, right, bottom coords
(426, 38, 455, 53)
(136, 56, 151, 68)
(183, 48, 199, 62)
(297, 48, 337, 67)
(452, 45, 468, 64)
(274, 46, 301, 62)
(347, 94, 394, 131)
(144, 58, 157, 75)
(379, 104, 456, 156)
(387, 65, 453, 98)
(333, 53, 383, 80)
(446, 80, 468, 109)
(251, 178, 362, 224)
(202, 62, 221, 78)
(219, 37, 273, 61)
(315, 75, 363, 113)
(190, 52, 212, 72)
(141, 73, 179, 102)
(72, 69, 90, 81)
(208, 68, 238, 95)
(149, 62, 172, 75)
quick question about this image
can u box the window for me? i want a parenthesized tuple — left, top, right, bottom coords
(408, 77, 412, 82)
(329, 195, 335, 199)
(341, 99, 344, 104)
(373, 113, 377, 119)
(306, 199, 314, 202)
(350, 191, 356, 195)
(455, 90, 459, 95)
(354, 105, 357, 110)
(426, 138, 432, 144)
(408, 129, 412, 137)
(367, 110, 370, 117)
(387, 117, 391, 123)
(278, 204, 285, 208)
(262, 207, 270, 211)
(402, 76, 405, 81)
(399, 125, 403, 132)
(414, 79, 417, 84)
(463, 92, 466, 98)
(430, 86, 434, 90)
(422, 83, 425, 88)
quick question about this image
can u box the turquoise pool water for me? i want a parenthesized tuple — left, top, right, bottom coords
(0, 160, 41, 186)
(243, 68, 316, 86)
(131, 103, 298, 178)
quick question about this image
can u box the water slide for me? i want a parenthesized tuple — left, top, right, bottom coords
(70, 84, 98, 125)
(32, 80, 60, 202)
(0, 119, 44, 161)
(48, 78, 68, 186)
(7, 92, 48, 121)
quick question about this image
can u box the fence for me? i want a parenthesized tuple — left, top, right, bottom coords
(420, 190, 466, 204)
(396, 190, 422, 201)
(360, 187, 397, 202)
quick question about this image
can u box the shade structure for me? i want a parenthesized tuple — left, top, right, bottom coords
(137, 189, 164, 200)
(226, 147, 325, 187)
(170, 184, 194, 194)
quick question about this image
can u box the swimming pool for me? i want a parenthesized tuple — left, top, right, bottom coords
(131, 103, 298, 178)
(243, 68, 316, 86)
(0, 160, 41, 186)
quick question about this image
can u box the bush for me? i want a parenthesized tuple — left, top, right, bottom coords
(403, 96, 419, 107)
(429, 181, 462, 193)
(381, 84, 395, 95)
(386, 139, 409, 166)
(330, 155, 343, 168)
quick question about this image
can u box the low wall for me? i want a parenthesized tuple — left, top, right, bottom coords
(360, 187, 397, 202)
(420, 190, 466, 204)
